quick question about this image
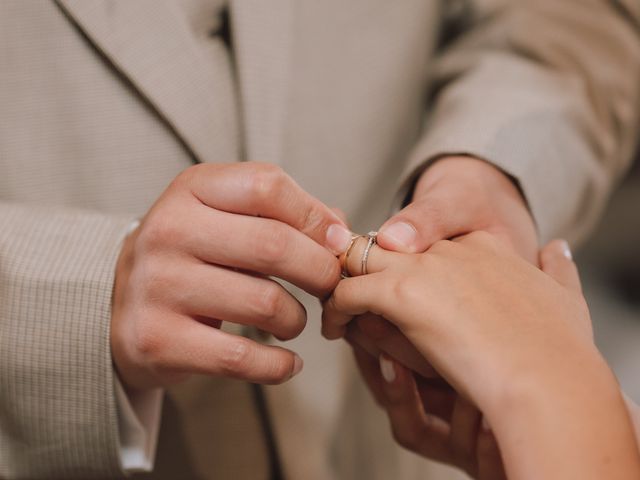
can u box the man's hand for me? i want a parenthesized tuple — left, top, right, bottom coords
(377, 155, 538, 261)
(333, 155, 538, 477)
(328, 155, 539, 346)
(354, 347, 507, 480)
(111, 162, 352, 392)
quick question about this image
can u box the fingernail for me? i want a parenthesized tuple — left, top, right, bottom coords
(379, 355, 396, 383)
(482, 416, 491, 432)
(326, 224, 353, 255)
(292, 354, 304, 377)
(379, 222, 417, 252)
(560, 240, 572, 260)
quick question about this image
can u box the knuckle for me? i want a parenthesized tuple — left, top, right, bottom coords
(127, 243, 177, 302)
(247, 163, 286, 203)
(141, 260, 175, 303)
(133, 323, 167, 366)
(220, 338, 253, 376)
(391, 275, 418, 305)
(253, 284, 306, 340)
(253, 224, 290, 265)
(299, 203, 328, 237)
(138, 214, 183, 253)
(255, 283, 285, 321)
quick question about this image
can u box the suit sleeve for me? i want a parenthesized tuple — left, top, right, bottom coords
(0, 202, 135, 478)
(397, 0, 640, 244)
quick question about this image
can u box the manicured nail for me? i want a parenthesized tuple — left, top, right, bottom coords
(379, 222, 417, 252)
(379, 355, 396, 383)
(560, 240, 572, 260)
(326, 224, 353, 255)
(482, 416, 491, 432)
(292, 354, 304, 377)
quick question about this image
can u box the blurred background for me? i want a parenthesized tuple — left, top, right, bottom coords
(577, 161, 640, 402)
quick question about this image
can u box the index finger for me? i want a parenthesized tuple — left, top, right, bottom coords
(184, 162, 350, 253)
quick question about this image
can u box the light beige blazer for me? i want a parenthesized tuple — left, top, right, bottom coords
(1, 1, 639, 479)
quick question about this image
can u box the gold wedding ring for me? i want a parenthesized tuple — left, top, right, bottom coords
(341, 234, 361, 278)
(340, 231, 378, 277)
(361, 231, 378, 275)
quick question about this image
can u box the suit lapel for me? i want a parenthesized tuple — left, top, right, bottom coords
(230, 0, 294, 164)
(56, 0, 238, 164)
(58, 0, 300, 472)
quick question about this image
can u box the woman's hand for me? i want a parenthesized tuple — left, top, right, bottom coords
(323, 233, 640, 479)
(324, 232, 591, 409)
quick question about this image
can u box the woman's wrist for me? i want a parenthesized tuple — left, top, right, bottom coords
(484, 343, 614, 424)
(481, 347, 640, 479)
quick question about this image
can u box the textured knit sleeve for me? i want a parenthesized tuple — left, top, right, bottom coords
(0, 203, 134, 478)
(396, 0, 640, 245)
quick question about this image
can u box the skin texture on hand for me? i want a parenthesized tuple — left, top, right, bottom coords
(325, 234, 588, 407)
(324, 235, 640, 479)
(344, 313, 505, 480)
(111, 162, 352, 392)
(353, 340, 506, 480)
(378, 155, 538, 262)
(323, 155, 540, 476)
(344, 155, 539, 366)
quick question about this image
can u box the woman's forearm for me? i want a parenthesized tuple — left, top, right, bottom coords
(623, 393, 640, 452)
(486, 350, 640, 480)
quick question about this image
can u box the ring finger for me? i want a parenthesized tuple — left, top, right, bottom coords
(169, 262, 307, 340)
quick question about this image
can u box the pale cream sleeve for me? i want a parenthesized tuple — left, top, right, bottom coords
(396, 0, 640, 245)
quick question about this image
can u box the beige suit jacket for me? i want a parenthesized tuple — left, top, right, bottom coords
(1, 1, 639, 479)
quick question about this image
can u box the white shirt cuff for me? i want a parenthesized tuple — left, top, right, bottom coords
(114, 371, 164, 473)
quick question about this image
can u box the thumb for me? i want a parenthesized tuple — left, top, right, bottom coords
(539, 239, 582, 293)
(377, 193, 479, 253)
